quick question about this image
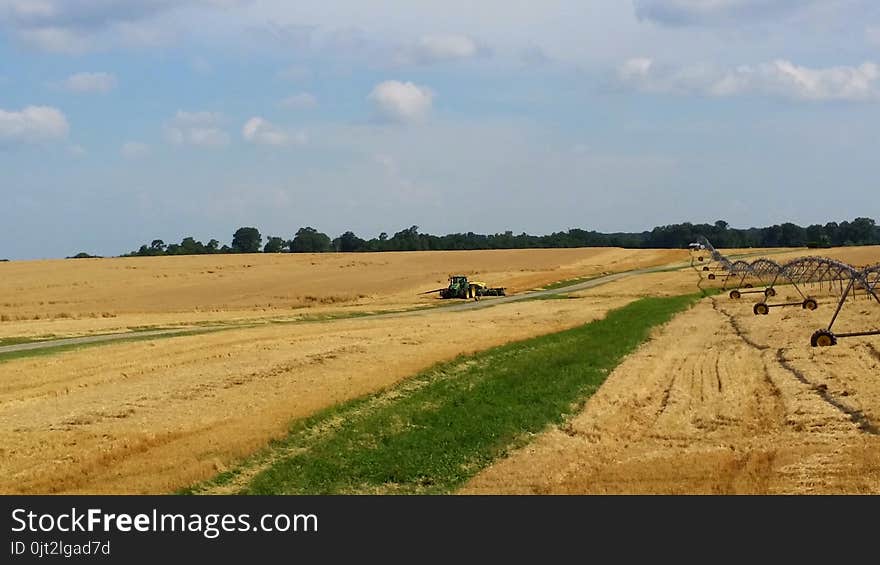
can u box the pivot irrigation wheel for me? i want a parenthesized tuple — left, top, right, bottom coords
(753, 302, 770, 316)
(703, 266, 710, 271)
(744, 283, 754, 288)
(810, 329, 837, 347)
(802, 298, 818, 311)
(729, 290, 742, 299)
(698, 256, 704, 262)
(708, 273, 716, 280)
(764, 287, 777, 298)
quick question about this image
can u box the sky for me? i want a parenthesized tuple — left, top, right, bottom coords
(1, 0, 880, 260)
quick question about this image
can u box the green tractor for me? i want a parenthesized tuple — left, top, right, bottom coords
(421, 275, 506, 300)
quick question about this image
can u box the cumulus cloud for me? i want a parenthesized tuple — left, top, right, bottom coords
(165, 110, 230, 147)
(121, 141, 150, 159)
(0, 105, 69, 144)
(63, 72, 117, 93)
(242, 117, 306, 146)
(0, 0, 249, 52)
(633, 0, 818, 26)
(369, 80, 433, 123)
(394, 34, 486, 65)
(618, 57, 880, 101)
(279, 92, 318, 109)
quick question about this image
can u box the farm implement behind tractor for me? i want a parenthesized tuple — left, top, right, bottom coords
(420, 275, 506, 300)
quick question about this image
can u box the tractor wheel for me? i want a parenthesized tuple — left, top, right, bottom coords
(764, 287, 777, 298)
(803, 298, 818, 311)
(810, 329, 837, 347)
(708, 273, 716, 280)
(729, 290, 741, 300)
(744, 283, 754, 288)
(753, 302, 770, 316)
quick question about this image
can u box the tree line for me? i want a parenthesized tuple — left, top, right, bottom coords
(121, 217, 879, 257)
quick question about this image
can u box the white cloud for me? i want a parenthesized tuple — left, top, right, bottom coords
(68, 144, 86, 156)
(618, 57, 880, 101)
(0, 0, 251, 53)
(633, 0, 818, 26)
(16, 26, 91, 53)
(242, 117, 306, 146)
(395, 34, 485, 65)
(279, 92, 318, 109)
(63, 72, 117, 93)
(165, 110, 230, 147)
(369, 80, 433, 123)
(0, 105, 69, 144)
(121, 141, 150, 159)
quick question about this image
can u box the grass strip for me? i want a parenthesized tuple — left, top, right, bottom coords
(0, 328, 223, 364)
(538, 274, 604, 291)
(192, 293, 702, 495)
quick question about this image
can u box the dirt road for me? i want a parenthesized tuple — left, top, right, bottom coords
(0, 263, 662, 357)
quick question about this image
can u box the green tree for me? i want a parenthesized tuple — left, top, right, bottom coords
(232, 227, 262, 253)
(337, 231, 366, 252)
(291, 227, 332, 253)
(180, 236, 205, 255)
(264, 236, 286, 253)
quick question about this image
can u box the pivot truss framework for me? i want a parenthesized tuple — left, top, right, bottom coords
(691, 237, 880, 347)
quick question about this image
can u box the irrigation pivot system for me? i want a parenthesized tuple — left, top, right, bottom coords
(810, 262, 880, 347)
(692, 237, 880, 347)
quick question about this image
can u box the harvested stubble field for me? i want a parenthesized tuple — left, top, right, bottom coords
(1, 245, 878, 494)
(465, 249, 880, 494)
(0, 248, 677, 340)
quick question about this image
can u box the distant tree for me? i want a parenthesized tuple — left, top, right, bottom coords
(68, 252, 100, 259)
(778, 223, 806, 247)
(291, 227, 332, 253)
(264, 236, 286, 253)
(337, 231, 366, 252)
(180, 236, 206, 255)
(150, 239, 166, 253)
(206, 239, 220, 253)
(220, 245, 232, 253)
(849, 217, 876, 245)
(232, 227, 262, 253)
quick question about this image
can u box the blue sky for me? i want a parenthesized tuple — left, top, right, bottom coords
(1, 0, 879, 259)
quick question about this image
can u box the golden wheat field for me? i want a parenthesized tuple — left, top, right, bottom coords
(1, 245, 878, 494)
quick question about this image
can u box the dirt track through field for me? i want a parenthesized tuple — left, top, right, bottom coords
(0, 264, 660, 357)
(462, 292, 880, 494)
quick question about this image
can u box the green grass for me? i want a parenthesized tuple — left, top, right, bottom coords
(520, 293, 577, 302)
(0, 328, 222, 364)
(0, 335, 59, 347)
(0, 304, 444, 363)
(186, 293, 703, 495)
(538, 274, 605, 291)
